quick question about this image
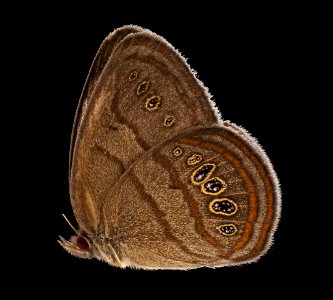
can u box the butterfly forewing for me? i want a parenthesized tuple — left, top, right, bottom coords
(69, 25, 219, 234)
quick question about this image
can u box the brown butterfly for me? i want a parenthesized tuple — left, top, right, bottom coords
(58, 25, 281, 269)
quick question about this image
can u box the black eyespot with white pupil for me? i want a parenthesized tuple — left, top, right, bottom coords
(146, 96, 161, 110)
(217, 224, 237, 236)
(192, 164, 215, 184)
(211, 199, 237, 216)
(202, 177, 227, 195)
(220, 225, 236, 235)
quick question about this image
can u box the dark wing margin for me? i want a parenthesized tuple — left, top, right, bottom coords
(69, 25, 142, 174)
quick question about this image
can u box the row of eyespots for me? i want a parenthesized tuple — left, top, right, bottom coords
(171, 147, 239, 236)
(191, 164, 227, 196)
(173, 149, 202, 166)
(128, 71, 176, 128)
(130, 71, 238, 234)
(190, 162, 238, 236)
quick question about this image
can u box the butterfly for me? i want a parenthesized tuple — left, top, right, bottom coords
(59, 25, 281, 269)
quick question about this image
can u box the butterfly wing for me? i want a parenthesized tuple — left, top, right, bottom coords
(69, 25, 141, 171)
(102, 124, 281, 269)
(70, 26, 219, 234)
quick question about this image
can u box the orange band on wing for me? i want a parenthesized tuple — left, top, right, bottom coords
(218, 130, 275, 260)
(179, 137, 257, 252)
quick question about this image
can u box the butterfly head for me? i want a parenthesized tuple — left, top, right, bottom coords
(58, 214, 93, 259)
(58, 214, 125, 267)
(58, 234, 93, 259)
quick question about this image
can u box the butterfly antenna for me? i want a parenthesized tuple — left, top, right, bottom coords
(62, 213, 80, 235)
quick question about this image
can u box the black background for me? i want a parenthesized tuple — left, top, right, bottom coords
(9, 3, 313, 296)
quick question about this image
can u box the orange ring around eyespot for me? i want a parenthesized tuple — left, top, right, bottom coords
(187, 154, 202, 165)
(173, 146, 183, 157)
(209, 198, 238, 216)
(216, 224, 238, 236)
(179, 135, 257, 252)
(145, 96, 161, 111)
(190, 163, 216, 185)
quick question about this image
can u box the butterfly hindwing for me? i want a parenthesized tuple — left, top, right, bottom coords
(102, 124, 280, 269)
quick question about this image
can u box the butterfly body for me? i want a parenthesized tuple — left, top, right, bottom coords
(59, 25, 281, 270)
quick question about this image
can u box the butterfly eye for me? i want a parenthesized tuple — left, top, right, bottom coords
(216, 224, 238, 236)
(209, 199, 238, 216)
(76, 236, 90, 251)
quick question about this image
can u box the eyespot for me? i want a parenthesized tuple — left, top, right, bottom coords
(137, 81, 150, 95)
(216, 224, 237, 236)
(201, 177, 227, 195)
(146, 96, 161, 111)
(209, 198, 238, 216)
(173, 146, 183, 156)
(190, 163, 215, 185)
(187, 154, 202, 165)
(129, 71, 138, 81)
(164, 116, 175, 127)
